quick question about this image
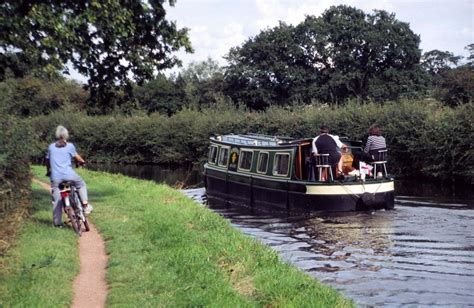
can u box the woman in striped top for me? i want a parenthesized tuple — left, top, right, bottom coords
(364, 125, 386, 161)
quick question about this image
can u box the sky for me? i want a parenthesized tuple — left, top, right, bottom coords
(69, 0, 473, 81)
(165, 0, 473, 65)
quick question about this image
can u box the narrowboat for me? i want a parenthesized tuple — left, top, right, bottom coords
(203, 134, 394, 212)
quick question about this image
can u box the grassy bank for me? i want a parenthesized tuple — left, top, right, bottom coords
(0, 182, 79, 307)
(28, 166, 352, 307)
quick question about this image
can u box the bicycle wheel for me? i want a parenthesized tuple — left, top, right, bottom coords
(66, 206, 82, 236)
(73, 193, 90, 232)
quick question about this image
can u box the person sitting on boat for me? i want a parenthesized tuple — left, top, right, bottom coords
(363, 125, 387, 162)
(312, 125, 348, 179)
(352, 125, 387, 171)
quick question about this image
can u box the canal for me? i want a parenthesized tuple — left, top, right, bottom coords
(89, 164, 474, 306)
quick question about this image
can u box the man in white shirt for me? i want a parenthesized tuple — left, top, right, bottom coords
(312, 125, 348, 179)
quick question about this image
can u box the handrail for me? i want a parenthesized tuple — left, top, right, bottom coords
(220, 134, 281, 146)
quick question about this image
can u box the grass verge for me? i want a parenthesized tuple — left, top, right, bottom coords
(0, 181, 79, 307)
(29, 165, 352, 307)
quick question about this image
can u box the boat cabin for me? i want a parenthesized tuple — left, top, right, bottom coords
(207, 134, 364, 181)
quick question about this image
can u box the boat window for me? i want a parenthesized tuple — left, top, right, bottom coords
(238, 150, 253, 171)
(208, 145, 218, 164)
(257, 152, 269, 173)
(273, 153, 290, 176)
(218, 147, 229, 166)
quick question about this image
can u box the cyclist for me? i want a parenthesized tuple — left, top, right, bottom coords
(46, 125, 92, 227)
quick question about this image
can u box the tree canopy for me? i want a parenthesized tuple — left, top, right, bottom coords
(225, 5, 426, 109)
(1, 0, 192, 113)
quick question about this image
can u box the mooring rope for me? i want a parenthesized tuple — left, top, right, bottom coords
(335, 177, 386, 202)
(336, 180, 361, 201)
(373, 180, 384, 195)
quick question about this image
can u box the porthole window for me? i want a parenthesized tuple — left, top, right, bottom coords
(208, 145, 218, 164)
(273, 153, 290, 176)
(218, 147, 229, 166)
(257, 152, 269, 174)
(238, 150, 253, 171)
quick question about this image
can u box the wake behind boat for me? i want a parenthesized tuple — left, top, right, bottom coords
(203, 134, 394, 212)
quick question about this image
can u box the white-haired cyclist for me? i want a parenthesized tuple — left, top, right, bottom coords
(46, 125, 92, 227)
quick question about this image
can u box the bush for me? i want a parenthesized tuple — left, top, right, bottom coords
(418, 102, 473, 179)
(0, 116, 36, 213)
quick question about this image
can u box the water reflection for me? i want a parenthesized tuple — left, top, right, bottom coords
(301, 213, 394, 258)
(395, 178, 474, 200)
(88, 163, 203, 188)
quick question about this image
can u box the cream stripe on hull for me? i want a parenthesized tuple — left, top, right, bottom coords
(305, 181, 394, 195)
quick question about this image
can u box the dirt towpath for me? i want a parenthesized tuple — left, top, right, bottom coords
(33, 179, 108, 308)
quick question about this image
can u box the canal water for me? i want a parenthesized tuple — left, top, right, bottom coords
(90, 164, 474, 306)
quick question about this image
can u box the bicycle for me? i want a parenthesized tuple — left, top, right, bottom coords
(58, 181, 90, 236)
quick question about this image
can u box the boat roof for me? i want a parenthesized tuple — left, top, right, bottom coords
(210, 134, 363, 148)
(211, 134, 311, 147)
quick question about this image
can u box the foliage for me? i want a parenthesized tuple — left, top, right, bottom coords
(0, 116, 36, 213)
(134, 74, 186, 115)
(421, 45, 473, 106)
(225, 5, 426, 109)
(436, 67, 474, 106)
(1, 0, 192, 114)
(180, 57, 224, 82)
(178, 57, 226, 109)
(466, 44, 474, 67)
(418, 103, 474, 179)
(225, 22, 307, 109)
(0, 52, 57, 81)
(0, 183, 79, 306)
(133, 58, 226, 114)
(421, 50, 462, 76)
(27, 99, 473, 181)
(0, 76, 88, 116)
(421, 49, 464, 94)
(29, 166, 352, 307)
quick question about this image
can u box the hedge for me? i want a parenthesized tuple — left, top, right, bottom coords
(0, 116, 35, 214)
(27, 99, 473, 182)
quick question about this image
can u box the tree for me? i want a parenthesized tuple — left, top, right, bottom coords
(178, 58, 226, 108)
(224, 5, 425, 108)
(1, 0, 192, 114)
(302, 6, 425, 102)
(134, 74, 185, 115)
(421, 50, 462, 75)
(225, 22, 309, 109)
(436, 66, 474, 106)
(421, 45, 472, 105)
(0, 52, 58, 80)
(466, 43, 474, 67)
(180, 58, 223, 82)
(0, 76, 88, 116)
(421, 50, 462, 89)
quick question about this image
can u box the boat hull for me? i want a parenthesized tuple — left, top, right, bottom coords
(204, 165, 394, 212)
